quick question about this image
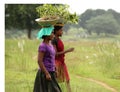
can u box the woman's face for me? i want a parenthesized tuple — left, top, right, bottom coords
(57, 28, 63, 37)
(48, 31, 54, 40)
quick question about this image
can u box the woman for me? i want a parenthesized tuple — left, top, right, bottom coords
(52, 23, 74, 92)
(33, 26, 62, 92)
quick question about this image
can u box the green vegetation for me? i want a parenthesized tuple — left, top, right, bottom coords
(5, 4, 78, 39)
(5, 36, 120, 92)
(5, 4, 40, 39)
(5, 4, 120, 39)
(79, 9, 120, 36)
(36, 4, 78, 24)
(5, 4, 120, 92)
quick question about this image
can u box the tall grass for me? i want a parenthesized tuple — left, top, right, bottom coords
(65, 40, 120, 91)
(5, 39, 120, 92)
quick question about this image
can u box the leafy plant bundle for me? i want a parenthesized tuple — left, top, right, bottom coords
(36, 4, 78, 25)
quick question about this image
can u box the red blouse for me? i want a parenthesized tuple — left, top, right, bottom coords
(55, 38, 65, 64)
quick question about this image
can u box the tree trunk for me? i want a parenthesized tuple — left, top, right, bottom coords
(28, 28, 31, 39)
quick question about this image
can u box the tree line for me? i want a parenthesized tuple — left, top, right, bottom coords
(5, 4, 78, 39)
(78, 9, 120, 36)
(5, 4, 120, 39)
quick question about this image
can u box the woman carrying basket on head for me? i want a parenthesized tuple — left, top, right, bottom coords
(52, 23, 74, 92)
(33, 17, 62, 92)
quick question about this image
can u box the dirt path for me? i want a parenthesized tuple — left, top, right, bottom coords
(76, 75, 117, 92)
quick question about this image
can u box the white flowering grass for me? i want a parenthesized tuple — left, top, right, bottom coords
(5, 39, 120, 92)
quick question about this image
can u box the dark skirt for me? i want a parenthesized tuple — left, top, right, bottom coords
(33, 69, 62, 92)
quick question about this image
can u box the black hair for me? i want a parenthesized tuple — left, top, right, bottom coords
(54, 26, 63, 34)
(42, 35, 48, 39)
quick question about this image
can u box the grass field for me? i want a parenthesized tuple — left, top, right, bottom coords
(5, 36, 120, 92)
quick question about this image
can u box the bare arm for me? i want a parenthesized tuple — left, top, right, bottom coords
(53, 44, 74, 56)
(38, 51, 51, 80)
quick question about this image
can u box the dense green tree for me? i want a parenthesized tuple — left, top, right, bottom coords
(107, 9, 120, 25)
(86, 14, 120, 35)
(78, 9, 120, 35)
(79, 9, 106, 28)
(5, 4, 40, 39)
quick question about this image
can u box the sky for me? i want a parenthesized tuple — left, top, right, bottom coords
(68, 0, 120, 14)
(3, 0, 120, 14)
(1, 0, 120, 92)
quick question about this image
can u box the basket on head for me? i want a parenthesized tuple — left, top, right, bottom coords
(35, 16, 60, 27)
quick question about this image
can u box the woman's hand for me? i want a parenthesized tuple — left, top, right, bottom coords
(45, 73, 52, 80)
(66, 47, 74, 52)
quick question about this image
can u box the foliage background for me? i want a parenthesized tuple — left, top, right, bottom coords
(5, 4, 120, 92)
